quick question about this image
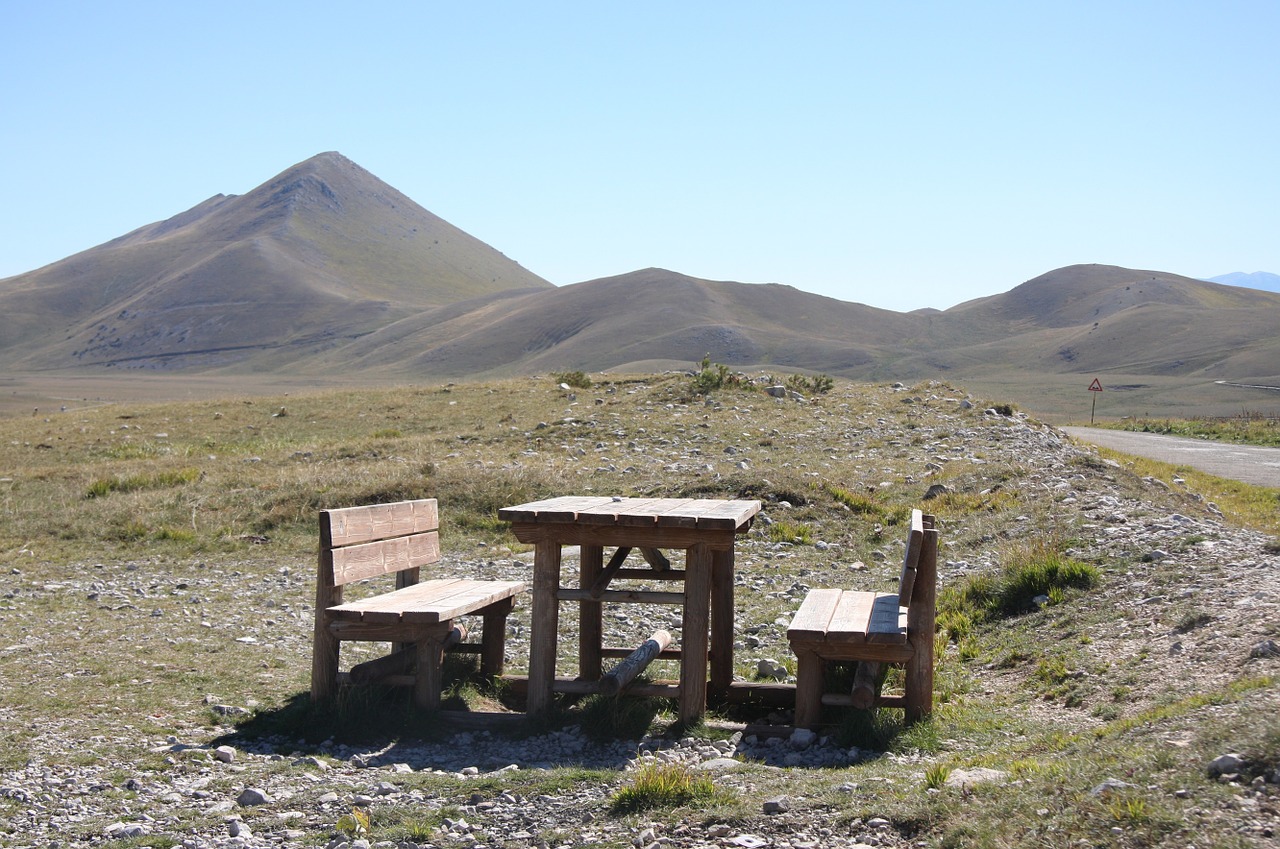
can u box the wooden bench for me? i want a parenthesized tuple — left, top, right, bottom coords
(787, 509, 938, 727)
(310, 498, 526, 710)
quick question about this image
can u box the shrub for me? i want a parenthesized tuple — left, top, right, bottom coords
(691, 355, 746, 394)
(786, 372, 835, 396)
(552, 370, 592, 389)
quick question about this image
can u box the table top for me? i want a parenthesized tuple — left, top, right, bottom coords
(499, 496, 761, 531)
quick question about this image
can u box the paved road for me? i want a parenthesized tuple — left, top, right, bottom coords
(1062, 427, 1280, 489)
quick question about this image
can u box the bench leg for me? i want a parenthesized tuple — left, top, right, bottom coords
(794, 648, 824, 729)
(904, 644, 934, 725)
(413, 626, 450, 711)
(480, 597, 516, 678)
(311, 613, 340, 702)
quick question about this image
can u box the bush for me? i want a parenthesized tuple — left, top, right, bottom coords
(552, 371, 592, 389)
(786, 372, 835, 396)
(691, 355, 746, 394)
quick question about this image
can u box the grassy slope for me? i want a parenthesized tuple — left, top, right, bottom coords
(0, 374, 1276, 845)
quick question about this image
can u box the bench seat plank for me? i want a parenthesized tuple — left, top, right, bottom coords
(786, 588, 842, 641)
(825, 591, 877, 644)
(329, 578, 526, 624)
(866, 593, 908, 644)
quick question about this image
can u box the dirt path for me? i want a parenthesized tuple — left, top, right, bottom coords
(1062, 426, 1280, 488)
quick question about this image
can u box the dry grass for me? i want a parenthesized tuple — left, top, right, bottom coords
(0, 372, 1276, 847)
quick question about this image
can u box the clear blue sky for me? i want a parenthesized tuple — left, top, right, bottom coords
(3, 1, 1277, 312)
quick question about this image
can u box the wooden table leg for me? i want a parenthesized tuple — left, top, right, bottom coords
(527, 539, 562, 717)
(710, 547, 734, 696)
(679, 542, 712, 726)
(579, 544, 604, 681)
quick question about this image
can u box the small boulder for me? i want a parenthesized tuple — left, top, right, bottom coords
(763, 796, 790, 814)
(1207, 753, 1245, 778)
(237, 787, 272, 806)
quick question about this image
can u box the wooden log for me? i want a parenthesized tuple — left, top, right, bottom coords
(600, 645, 682, 660)
(850, 660, 882, 710)
(348, 624, 466, 685)
(599, 630, 672, 696)
(640, 548, 671, 571)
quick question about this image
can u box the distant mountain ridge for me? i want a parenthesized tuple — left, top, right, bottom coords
(1, 154, 1277, 389)
(1208, 271, 1280, 293)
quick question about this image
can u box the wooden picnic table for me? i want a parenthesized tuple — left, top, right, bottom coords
(498, 496, 762, 725)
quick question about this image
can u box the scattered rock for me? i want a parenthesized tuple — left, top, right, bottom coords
(237, 787, 272, 806)
(1249, 639, 1280, 659)
(1207, 753, 1245, 778)
(945, 767, 1008, 789)
(763, 796, 790, 814)
(1091, 778, 1137, 796)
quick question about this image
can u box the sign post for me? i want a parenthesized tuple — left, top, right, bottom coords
(1088, 378, 1103, 424)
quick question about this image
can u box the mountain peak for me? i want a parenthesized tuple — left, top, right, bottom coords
(0, 153, 552, 370)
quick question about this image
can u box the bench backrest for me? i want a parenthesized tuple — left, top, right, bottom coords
(897, 509, 936, 606)
(319, 498, 442, 588)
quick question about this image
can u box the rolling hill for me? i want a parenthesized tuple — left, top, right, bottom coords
(1, 154, 1277, 418)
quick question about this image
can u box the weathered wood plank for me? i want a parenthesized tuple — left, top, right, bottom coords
(328, 578, 525, 624)
(825, 590, 876, 644)
(557, 588, 686, 605)
(322, 498, 439, 548)
(786, 588, 842, 641)
(897, 508, 925, 606)
(400, 579, 526, 624)
(328, 577, 466, 621)
(497, 496, 613, 523)
(329, 531, 441, 586)
(866, 594, 909, 644)
(506, 523, 739, 550)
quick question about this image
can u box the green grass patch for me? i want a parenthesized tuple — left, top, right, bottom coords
(940, 538, 1099, 623)
(767, 519, 813, 545)
(86, 467, 201, 498)
(1110, 414, 1280, 447)
(609, 760, 715, 814)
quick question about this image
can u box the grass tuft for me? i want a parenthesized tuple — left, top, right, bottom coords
(609, 760, 715, 814)
(941, 538, 1099, 622)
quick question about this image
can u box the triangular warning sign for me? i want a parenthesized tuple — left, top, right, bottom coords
(1088, 378, 1103, 391)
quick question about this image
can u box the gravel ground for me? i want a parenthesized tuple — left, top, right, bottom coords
(2, 395, 1277, 848)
